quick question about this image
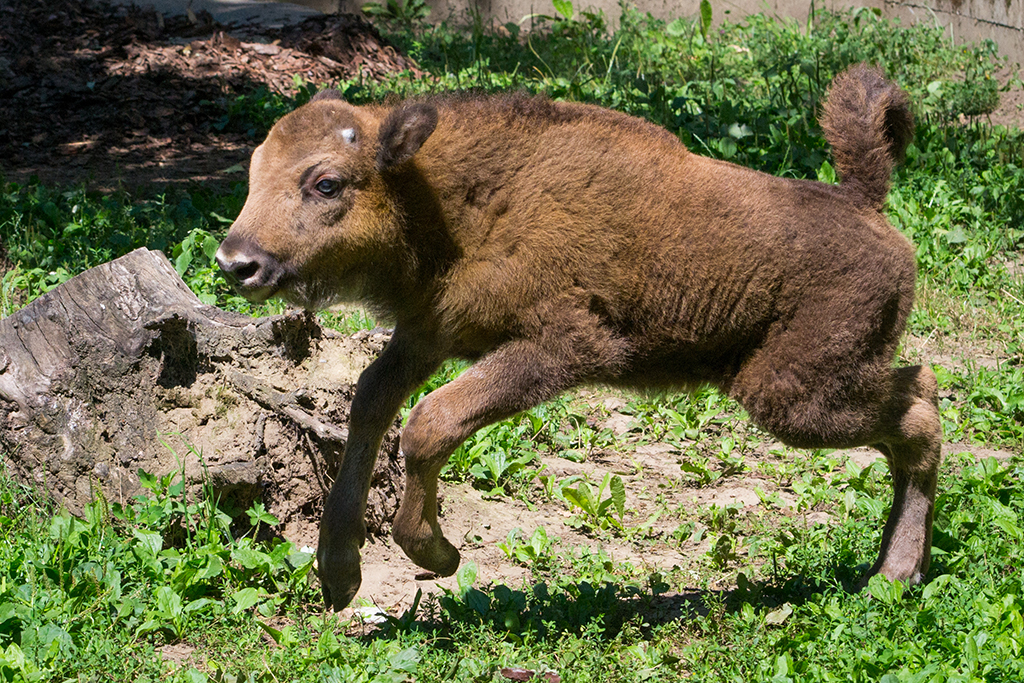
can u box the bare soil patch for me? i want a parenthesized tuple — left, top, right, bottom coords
(342, 438, 1017, 621)
(990, 66, 1024, 129)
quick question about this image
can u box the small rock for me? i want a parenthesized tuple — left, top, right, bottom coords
(603, 412, 634, 436)
(709, 487, 761, 508)
(804, 511, 832, 526)
(352, 605, 388, 624)
(843, 448, 882, 471)
(209, 461, 258, 497)
(602, 397, 627, 411)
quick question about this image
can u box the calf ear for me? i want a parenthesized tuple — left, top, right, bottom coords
(376, 102, 438, 171)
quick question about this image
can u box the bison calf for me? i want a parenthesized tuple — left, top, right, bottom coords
(217, 64, 941, 611)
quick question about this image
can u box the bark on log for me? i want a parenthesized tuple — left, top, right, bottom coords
(0, 248, 402, 546)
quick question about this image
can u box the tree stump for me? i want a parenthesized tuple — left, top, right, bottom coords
(0, 248, 402, 546)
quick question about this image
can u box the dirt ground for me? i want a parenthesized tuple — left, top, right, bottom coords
(990, 66, 1024, 129)
(347, 436, 1016, 624)
(1, 0, 1021, 622)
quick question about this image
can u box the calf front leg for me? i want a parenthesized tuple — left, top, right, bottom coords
(392, 340, 579, 576)
(318, 328, 440, 611)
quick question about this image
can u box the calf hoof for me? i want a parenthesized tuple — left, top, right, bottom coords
(857, 553, 927, 591)
(317, 540, 363, 611)
(395, 528, 461, 577)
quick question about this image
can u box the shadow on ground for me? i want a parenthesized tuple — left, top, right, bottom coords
(352, 565, 868, 644)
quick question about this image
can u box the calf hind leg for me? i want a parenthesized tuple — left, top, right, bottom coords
(867, 365, 942, 584)
(735, 362, 942, 585)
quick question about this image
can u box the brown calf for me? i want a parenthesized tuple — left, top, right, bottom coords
(217, 64, 941, 611)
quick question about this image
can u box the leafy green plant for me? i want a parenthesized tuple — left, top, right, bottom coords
(245, 501, 279, 535)
(698, 0, 712, 40)
(137, 585, 217, 640)
(679, 449, 719, 486)
(465, 425, 539, 494)
(658, 388, 727, 442)
(497, 526, 556, 568)
(546, 408, 615, 462)
(0, 180, 276, 316)
(172, 227, 222, 306)
(0, 459, 321, 679)
(362, 0, 430, 28)
(209, 78, 317, 140)
(560, 473, 627, 532)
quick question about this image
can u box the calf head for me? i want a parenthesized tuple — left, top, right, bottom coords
(216, 91, 438, 309)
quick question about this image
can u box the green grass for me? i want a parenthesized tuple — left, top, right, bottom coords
(0, 453, 1020, 681)
(1, 2, 1023, 680)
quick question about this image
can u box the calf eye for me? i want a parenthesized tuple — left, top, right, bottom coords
(314, 178, 342, 198)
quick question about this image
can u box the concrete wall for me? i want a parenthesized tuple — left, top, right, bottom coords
(885, 0, 1023, 63)
(309, 0, 875, 25)
(415, 0, 879, 27)
(289, 0, 1023, 63)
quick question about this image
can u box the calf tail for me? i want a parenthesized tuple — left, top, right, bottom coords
(819, 64, 914, 211)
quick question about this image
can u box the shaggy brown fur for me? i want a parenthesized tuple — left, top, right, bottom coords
(217, 64, 942, 611)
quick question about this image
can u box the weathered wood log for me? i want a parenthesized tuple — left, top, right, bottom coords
(0, 248, 402, 544)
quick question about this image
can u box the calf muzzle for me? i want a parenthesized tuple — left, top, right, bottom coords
(215, 233, 285, 302)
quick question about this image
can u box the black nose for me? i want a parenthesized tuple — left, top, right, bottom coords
(216, 251, 260, 283)
(214, 233, 280, 291)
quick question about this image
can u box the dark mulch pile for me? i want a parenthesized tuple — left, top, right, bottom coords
(0, 0, 421, 191)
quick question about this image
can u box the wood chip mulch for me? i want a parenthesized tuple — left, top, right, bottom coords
(0, 0, 424, 191)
